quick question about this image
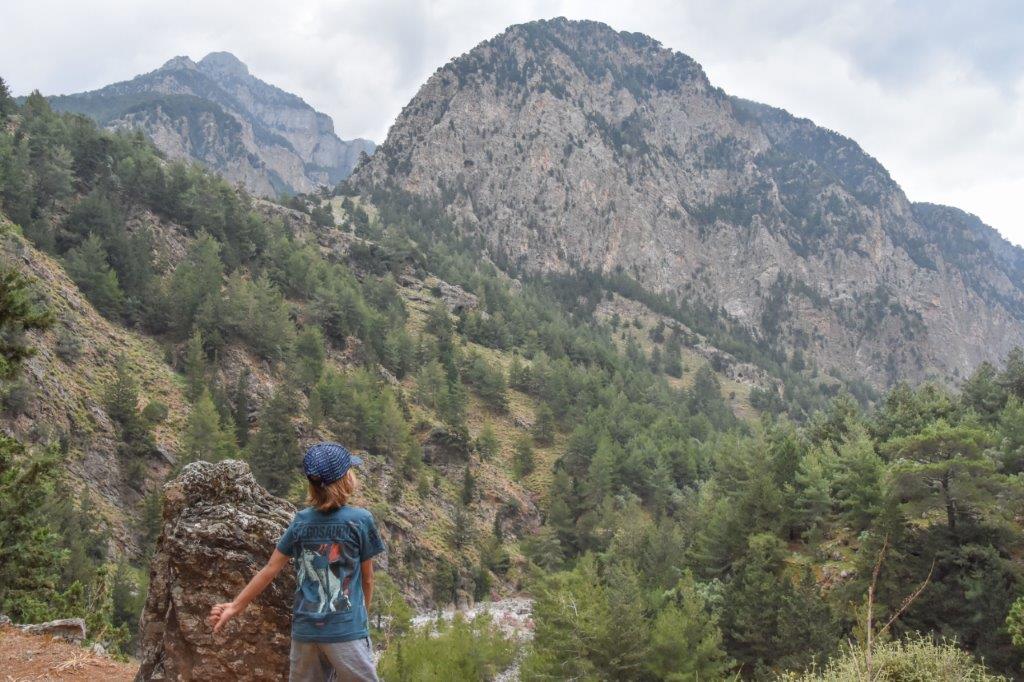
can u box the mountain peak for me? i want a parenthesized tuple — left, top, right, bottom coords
(350, 19, 1024, 388)
(158, 55, 198, 72)
(48, 50, 373, 196)
(198, 51, 250, 78)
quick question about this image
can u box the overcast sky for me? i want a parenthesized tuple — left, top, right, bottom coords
(3, 0, 1022, 244)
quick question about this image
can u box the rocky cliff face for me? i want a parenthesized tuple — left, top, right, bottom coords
(137, 460, 295, 681)
(48, 52, 374, 197)
(351, 18, 1024, 387)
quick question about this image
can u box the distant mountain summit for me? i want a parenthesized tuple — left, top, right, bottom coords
(350, 17, 1024, 387)
(48, 52, 374, 196)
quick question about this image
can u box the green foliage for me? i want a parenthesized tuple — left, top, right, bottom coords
(370, 572, 413, 649)
(524, 554, 649, 680)
(314, 368, 412, 458)
(378, 613, 516, 682)
(462, 349, 508, 412)
(646, 573, 733, 681)
(104, 356, 156, 486)
(513, 435, 535, 479)
(883, 420, 1002, 531)
(183, 328, 207, 402)
(292, 325, 327, 389)
(0, 266, 53, 378)
(720, 534, 838, 674)
(532, 403, 556, 445)
(0, 436, 66, 619)
(784, 637, 1005, 681)
(248, 385, 299, 495)
(475, 422, 500, 460)
(181, 389, 238, 465)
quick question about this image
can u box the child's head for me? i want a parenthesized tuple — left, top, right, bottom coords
(307, 468, 359, 511)
(302, 441, 363, 512)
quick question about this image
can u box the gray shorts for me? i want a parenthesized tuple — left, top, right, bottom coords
(289, 637, 379, 682)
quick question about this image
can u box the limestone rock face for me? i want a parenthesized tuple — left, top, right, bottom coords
(48, 52, 374, 197)
(136, 460, 295, 681)
(350, 17, 1024, 388)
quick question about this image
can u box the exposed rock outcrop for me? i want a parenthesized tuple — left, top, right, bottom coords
(350, 17, 1024, 388)
(48, 52, 374, 197)
(17, 618, 87, 643)
(136, 460, 295, 681)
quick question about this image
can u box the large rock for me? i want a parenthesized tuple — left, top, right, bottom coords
(18, 617, 87, 643)
(136, 460, 296, 681)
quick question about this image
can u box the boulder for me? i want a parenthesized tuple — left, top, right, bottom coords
(136, 460, 296, 681)
(425, 276, 478, 314)
(18, 617, 86, 643)
(421, 426, 471, 465)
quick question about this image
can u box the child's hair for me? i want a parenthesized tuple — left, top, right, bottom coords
(307, 469, 358, 511)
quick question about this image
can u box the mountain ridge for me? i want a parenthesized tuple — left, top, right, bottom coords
(350, 17, 1024, 389)
(46, 51, 374, 196)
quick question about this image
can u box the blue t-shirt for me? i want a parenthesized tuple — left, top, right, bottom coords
(276, 505, 386, 642)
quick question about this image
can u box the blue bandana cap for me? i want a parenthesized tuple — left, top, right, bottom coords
(302, 442, 362, 485)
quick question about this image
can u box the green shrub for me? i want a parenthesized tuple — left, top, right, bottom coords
(782, 637, 1005, 682)
(378, 613, 515, 681)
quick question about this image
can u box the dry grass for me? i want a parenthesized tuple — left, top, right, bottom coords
(0, 626, 136, 682)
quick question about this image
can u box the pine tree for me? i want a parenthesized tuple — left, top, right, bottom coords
(664, 336, 684, 378)
(104, 357, 140, 427)
(721, 533, 836, 673)
(524, 555, 650, 680)
(584, 436, 618, 505)
(475, 422, 499, 460)
(182, 389, 237, 465)
(0, 76, 15, 121)
(0, 436, 66, 620)
(292, 325, 326, 389)
(546, 469, 577, 553)
(183, 328, 207, 402)
(884, 419, 998, 531)
(646, 573, 733, 680)
(532, 403, 556, 445)
(169, 232, 223, 337)
(0, 268, 52, 379)
(64, 235, 125, 318)
(513, 435, 535, 479)
(248, 386, 299, 495)
(414, 360, 446, 411)
(832, 426, 885, 531)
(793, 445, 834, 542)
(460, 466, 475, 505)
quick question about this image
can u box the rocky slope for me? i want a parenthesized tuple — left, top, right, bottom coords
(47, 52, 374, 196)
(1, 219, 188, 555)
(350, 17, 1024, 388)
(2, 197, 546, 607)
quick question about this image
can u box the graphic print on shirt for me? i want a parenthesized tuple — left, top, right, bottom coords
(294, 531, 359, 616)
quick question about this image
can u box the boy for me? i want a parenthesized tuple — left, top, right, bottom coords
(208, 442, 386, 681)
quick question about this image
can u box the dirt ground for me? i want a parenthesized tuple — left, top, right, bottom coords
(0, 626, 137, 681)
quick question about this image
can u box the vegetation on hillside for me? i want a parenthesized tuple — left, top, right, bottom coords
(2, 76, 1024, 680)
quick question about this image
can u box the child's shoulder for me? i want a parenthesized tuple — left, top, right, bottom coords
(341, 504, 374, 521)
(296, 504, 373, 521)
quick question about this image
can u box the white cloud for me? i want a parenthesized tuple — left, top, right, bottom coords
(1, 0, 1021, 243)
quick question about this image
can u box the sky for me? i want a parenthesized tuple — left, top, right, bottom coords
(2, 0, 1022, 244)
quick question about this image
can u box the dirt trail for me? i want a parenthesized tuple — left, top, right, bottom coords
(0, 626, 137, 681)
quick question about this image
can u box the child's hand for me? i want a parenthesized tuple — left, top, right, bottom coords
(208, 601, 243, 632)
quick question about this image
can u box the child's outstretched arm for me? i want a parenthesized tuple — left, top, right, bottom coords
(361, 559, 374, 610)
(208, 549, 290, 632)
